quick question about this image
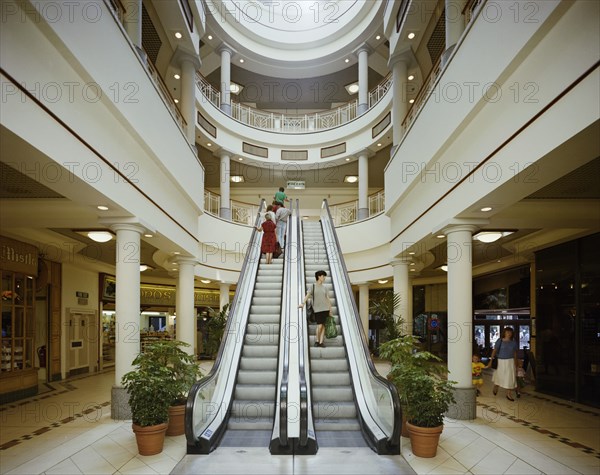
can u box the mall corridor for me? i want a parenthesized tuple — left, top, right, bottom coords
(0, 362, 598, 475)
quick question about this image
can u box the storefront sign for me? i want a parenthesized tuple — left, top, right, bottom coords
(100, 274, 225, 307)
(0, 236, 38, 276)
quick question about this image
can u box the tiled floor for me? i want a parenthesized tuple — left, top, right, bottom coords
(1, 361, 599, 475)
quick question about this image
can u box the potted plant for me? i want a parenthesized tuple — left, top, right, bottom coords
(121, 348, 173, 455)
(379, 335, 455, 458)
(145, 340, 203, 436)
(205, 304, 229, 358)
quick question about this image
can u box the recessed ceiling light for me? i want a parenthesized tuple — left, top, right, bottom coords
(344, 175, 358, 183)
(408, 32, 415, 39)
(139, 264, 153, 272)
(239, 58, 244, 63)
(175, 32, 182, 39)
(377, 143, 382, 147)
(410, 268, 415, 272)
(408, 252, 415, 255)
(87, 231, 113, 243)
(230, 82, 243, 94)
(378, 279, 388, 284)
(207, 35, 213, 40)
(345, 83, 359, 94)
(376, 35, 381, 40)
(303, 216, 309, 220)
(97, 205, 109, 211)
(230, 175, 244, 183)
(480, 206, 493, 212)
(440, 265, 448, 272)
(200, 279, 211, 284)
(238, 157, 243, 161)
(345, 157, 350, 161)
(207, 143, 212, 147)
(436, 234, 445, 239)
(345, 58, 350, 63)
(144, 234, 153, 238)
(174, 73, 180, 79)
(173, 251, 180, 255)
(473, 231, 514, 243)
(174, 99, 179, 103)
(408, 75, 414, 80)
(172, 268, 177, 271)
(409, 99, 415, 104)
(410, 262, 415, 266)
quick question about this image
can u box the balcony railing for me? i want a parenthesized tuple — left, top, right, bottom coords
(196, 73, 392, 134)
(203, 191, 260, 226)
(329, 189, 385, 227)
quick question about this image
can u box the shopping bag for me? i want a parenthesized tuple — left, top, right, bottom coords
(325, 315, 337, 339)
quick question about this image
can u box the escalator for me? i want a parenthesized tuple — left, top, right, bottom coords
(299, 201, 401, 454)
(185, 201, 290, 453)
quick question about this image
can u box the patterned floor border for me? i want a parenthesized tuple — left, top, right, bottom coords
(478, 393, 600, 460)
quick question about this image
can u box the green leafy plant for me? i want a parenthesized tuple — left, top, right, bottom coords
(379, 335, 455, 428)
(370, 291, 402, 343)
(121, 349, 173, 427)
(205, 304, 229, 358)
(144, 340, 203, 405)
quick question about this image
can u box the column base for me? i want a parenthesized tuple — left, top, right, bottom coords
(357, 208, 369, 220)
(446, 387, 476, 420)
(221, 103, 232, 116)
(219, 208, 231, 220)
(111, 385, 131, 420)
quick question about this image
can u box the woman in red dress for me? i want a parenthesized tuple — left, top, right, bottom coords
(256, 212, 277, 264)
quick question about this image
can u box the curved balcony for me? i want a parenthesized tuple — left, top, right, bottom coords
(196, 73, 392, 134)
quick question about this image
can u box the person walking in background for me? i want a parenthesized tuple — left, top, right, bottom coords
(274, 187, 289, 204)
(299, 270, 332, 348)
(472, 354, 487, 396)
(275, 203, 291, 248)
(490, 327, 519, 401)
(256, 211, 277, 264)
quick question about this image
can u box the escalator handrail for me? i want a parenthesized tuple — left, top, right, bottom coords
(185, 199, 266, 449)
(296, 200, 314, 447)
(275, 201, 294, 447)
(321, 199, 401, 450)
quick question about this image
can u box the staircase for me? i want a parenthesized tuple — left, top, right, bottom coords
(220, 256, 283, 446)
(301, 221, 367, 447)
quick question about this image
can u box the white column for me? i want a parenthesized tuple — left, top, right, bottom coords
(357, 46, 370, 115)
(357, 150, 370, 220)
(358, 283, 370, 343)
(219, 283, 230, 310)
(180, 57, 197, 145)
(390, 56, 408, 149)
(218, 45, 233, 115)
(445, 224, 478, 420)
(176, 258, 196, 356)
(392, 259, 411, 335)
(219, 151, 231, 220)
(443, 0, 465, 66)
(111, 223, 144, 419)
(124, 1, 142, 52)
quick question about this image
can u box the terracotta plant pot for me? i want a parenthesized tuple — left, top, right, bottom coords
(406, 422, 443, 458)
(132, 422, 168, 456)
(166, 404, 186, 436)
(401, 413, 410, 438)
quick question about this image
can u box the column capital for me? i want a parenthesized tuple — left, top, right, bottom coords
(388, 46, 415, 69)
(174, 256, 198, 266)
(355, 148, 375, 159)
(433, 218, 489, 237)
(216, 43, 235, 56)
(355, 282, 370, 287)
(354, 44, 373, 57)
(216, 149, 234, 159)
(391, 258, 412, 267)
(99, 218, 155, 235)
(171, 46, 201, 70)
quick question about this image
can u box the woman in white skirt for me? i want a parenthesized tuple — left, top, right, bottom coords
(490, 327, 519, 401)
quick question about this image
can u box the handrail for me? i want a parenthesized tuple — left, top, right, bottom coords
(329, 190, 386, 226)
(196, 72, 392, 134)
(185, 199, 265, 453)
(321, 199, 401, 453)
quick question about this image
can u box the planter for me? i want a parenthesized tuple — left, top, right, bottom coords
(166, 404, 186, 436)
(401, 412, 410, 438)
(132, 422, 168, 455)
(406, 422, 443, 458)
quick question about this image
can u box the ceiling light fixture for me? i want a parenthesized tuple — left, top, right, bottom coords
(230, 82, 243, 94)
(238, 157, 243, 161)
(345, 157, 350, 161)
(173, 251, 180, 255)
(378, 279, 388, 284)
(139, 264, 153, 272)
(174, 99, 179, 103)
(345, 58, 350, 63)
(377, 143, 382, 147)
(436, 234, 445, 239)
(144, 234, 153, 238)
(408, 32, 415, 39)
(376, 35, 381, 40)
(207, 143, 212, 147)
(97, 205, 109, 211)
(409, 252, 415, 255)
(440, 265, 448, 272)
(175, 32, 182, 39)
(87, 231, 113, 243)
(174, 73, 180, 79)
(200, 279, 211, 284)
(345, 83, 359, 94)
(230, 175, 244, 183)
(207, 35, 213, 40)
(473, 231, 514, 243)
(480, 206, 493, 212)
(239, 58, 244, 63)
(408, 74, 414, 80)
(344, 175, 358, 183)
